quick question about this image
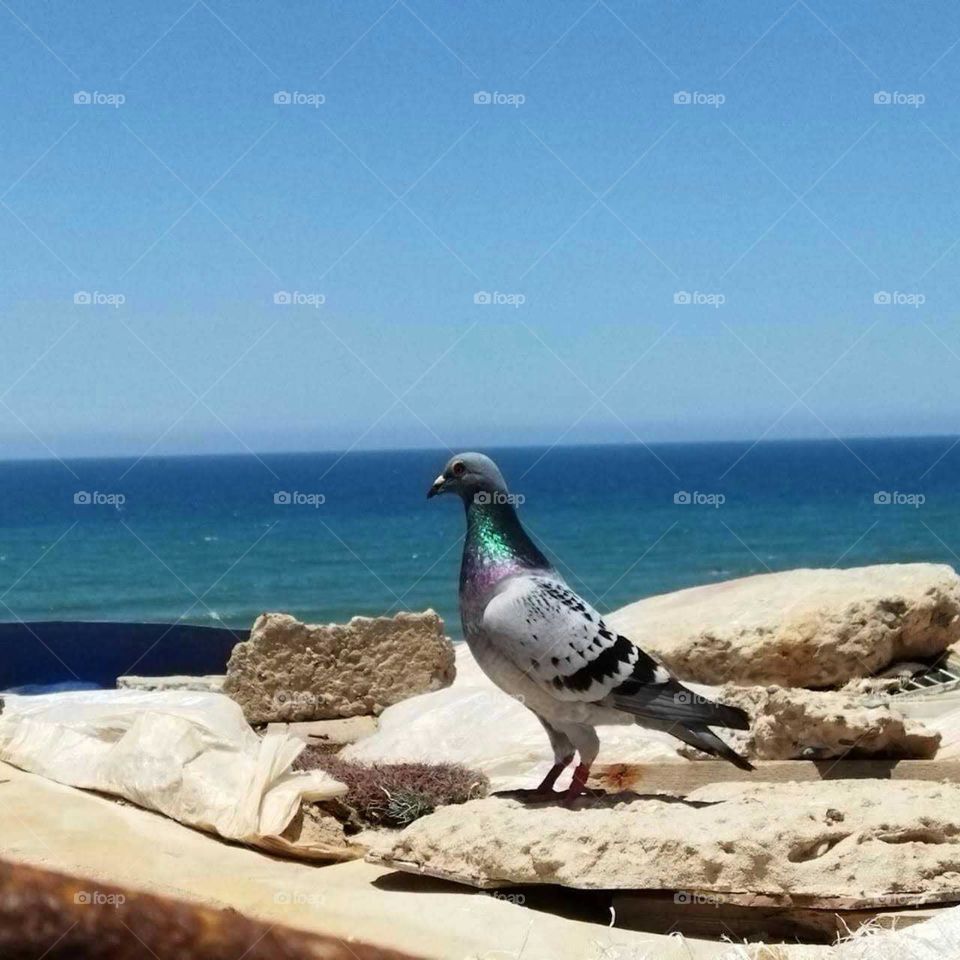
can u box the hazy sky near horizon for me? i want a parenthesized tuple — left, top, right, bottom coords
(2, 1, 960, 459)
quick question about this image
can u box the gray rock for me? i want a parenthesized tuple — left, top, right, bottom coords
(607, 563, 960, 688)
(224, 610, 455, 723)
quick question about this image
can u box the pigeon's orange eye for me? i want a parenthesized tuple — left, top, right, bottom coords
(452, 461, 465, 477)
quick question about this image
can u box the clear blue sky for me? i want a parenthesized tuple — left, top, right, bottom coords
(2, 0, 960, 459)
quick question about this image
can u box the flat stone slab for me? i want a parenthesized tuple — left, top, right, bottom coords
(286, 716, 379, 747)
(607, 563, 960, 687)
(372, 780, 960, 906)
(116, 675, 225, 693)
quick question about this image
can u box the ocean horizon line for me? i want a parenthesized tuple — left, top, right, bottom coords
(1, 432, 959, 467)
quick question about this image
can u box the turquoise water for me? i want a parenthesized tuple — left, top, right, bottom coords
(0, 439, 957, 639)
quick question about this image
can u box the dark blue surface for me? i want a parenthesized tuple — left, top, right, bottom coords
(0, 621, 245, 690)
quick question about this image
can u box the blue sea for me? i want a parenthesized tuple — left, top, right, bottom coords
(0, 439, 957, 640)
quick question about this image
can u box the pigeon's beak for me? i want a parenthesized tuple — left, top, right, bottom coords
(426, 474, 446, 499)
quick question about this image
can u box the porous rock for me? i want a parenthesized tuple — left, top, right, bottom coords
(683, 684, 941, 761)
(373, 780, 960, 900)
(607, 564, 960, 688)
(224, 611, 455, 723)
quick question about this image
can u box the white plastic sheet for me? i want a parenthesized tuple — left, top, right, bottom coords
(0, 689, 345, 844)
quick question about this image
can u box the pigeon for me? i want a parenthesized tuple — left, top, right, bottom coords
(427, 452, 752, 804)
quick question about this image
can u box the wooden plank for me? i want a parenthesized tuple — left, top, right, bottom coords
(591, 759, 960, 796)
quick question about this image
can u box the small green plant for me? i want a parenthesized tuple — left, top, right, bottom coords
(381, 788, 441, 828)
(295, 750, 488, 828)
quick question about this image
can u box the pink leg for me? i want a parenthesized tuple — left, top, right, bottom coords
(560, 761, 593, 806)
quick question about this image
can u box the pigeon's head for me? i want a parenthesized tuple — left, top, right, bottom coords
(427, 452, 509, 502)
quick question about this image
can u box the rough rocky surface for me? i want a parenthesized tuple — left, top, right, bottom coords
(116, 675, 225, 693)
(373, 780, 960, 901)
(224, 611, 455, 723)
(607, 563, 960, 688)
(681, 685, 941, 761)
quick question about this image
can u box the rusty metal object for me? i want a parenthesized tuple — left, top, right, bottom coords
(0, 857, 419, 960)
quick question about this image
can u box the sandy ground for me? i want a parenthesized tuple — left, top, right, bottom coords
(0, 760, 748, 960)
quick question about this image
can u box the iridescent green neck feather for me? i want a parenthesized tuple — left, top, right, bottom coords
(460, 501, 550, 594)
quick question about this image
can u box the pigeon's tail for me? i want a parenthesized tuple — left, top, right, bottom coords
(613, 679, 755, 771)
(659, 721, 755, 772)
(610, 677, 751, 731)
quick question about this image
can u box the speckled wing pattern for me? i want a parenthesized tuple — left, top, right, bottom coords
(480, 574, 665, 702)
(480, 573, 750, 730)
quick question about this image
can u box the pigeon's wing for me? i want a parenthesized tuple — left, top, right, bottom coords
(480, 574, 662, 702)
(481, 573, 749, 731)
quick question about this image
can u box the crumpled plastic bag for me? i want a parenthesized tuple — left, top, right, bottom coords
(0, 689, 348, 854)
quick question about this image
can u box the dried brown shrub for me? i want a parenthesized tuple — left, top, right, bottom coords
(295, 748, 488, 828)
